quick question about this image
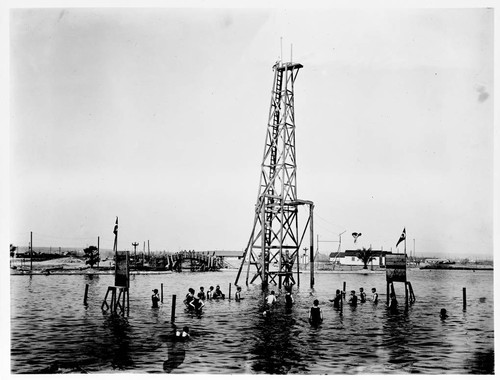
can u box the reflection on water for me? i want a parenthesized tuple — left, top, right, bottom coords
(11, 270, 494, 374)
(250, 301, 306, 374)
(161, 323, 187, 373)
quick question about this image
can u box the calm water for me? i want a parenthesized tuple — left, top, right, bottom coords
(11, 269, 494, 374)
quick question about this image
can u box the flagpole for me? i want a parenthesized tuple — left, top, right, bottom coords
(404, 227, 407, 257)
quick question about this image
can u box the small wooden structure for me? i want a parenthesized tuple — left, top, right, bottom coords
(385, 253, 416, 307)
(101, 250, 130, 315)
(101, 286, 129, 315)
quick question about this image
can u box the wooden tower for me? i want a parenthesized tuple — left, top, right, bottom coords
(235, 60, 314, 289)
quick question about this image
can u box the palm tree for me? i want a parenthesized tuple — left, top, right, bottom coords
(356, 247, 374, 270)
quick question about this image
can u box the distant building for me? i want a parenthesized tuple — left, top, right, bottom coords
(329, 250, 391, 266)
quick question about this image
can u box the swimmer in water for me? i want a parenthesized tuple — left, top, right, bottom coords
(266, 290, 277, 306)
(152, 289, 160, 308)
(206, 286, 214, 300)
(309, 299, 323, 325)
(176, 326, 190, 339)
(371, 288, 379, 304)
(197, 287, 206, 301)
(213, 285, 225, 300)
(235, 286, 243, 301)
(440, 308, 448, 320)
(359, 287, 366, 303)
(329, 289, 342, 308)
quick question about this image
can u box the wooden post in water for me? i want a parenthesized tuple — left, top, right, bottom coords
(386, 282, 390, 305)
(229, 283, 232, 300)
(126, 289, 130, 316)
(296, 249, 300, 287)
(161, 283, 164, 303)
(30, 231, 33, 271)
(405, 282, 409, 308)
(171, 294, 176, 323)
(463, 287, 466, 310)
(343, 281, 346, 299)
(340, 282, 344, 313)
(97, 236, 100, 268)
(84, 284, 89, 305)
(309, 204, 315, 288)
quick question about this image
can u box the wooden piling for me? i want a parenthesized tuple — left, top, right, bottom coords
(229, 283, 232, 300)
(309, 204, 315, 288)
(340, 283, 344, 312)
(161, 283, 164, 303)
(386, 282, 390, 305)
(171, 294, 176, 323)
(83, 284, 89, 305)
(405, 282, 409, 307)
(463, 287, 466, 310)
(343, 281, 346, 299)
(30, 231, 33, 271)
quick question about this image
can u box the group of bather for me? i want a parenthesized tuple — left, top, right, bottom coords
(262, 286, 387, 325)
(184, 284, 243, 311)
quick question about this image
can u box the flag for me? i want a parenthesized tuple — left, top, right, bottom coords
(396, 228, 406, 247)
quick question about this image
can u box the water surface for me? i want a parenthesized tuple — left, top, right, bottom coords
(11, 269, 494, 374)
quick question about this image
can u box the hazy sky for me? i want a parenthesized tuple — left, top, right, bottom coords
(8, 7, 494, 257)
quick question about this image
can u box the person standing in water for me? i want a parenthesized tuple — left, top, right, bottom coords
(348, 290, 358, 306)
(266, 290, 277, 307)
(359, 287, 367, 303)
(206, 286, 214, 300)
(371, 288, 379, 304)
(152, 289, 160, 308)
(197, 287, 206, 301)
(213, 285, 225, 300)
(235, 286, 243, 301)
(309, 299, 323, 325)
(329, 289, 342, 308)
